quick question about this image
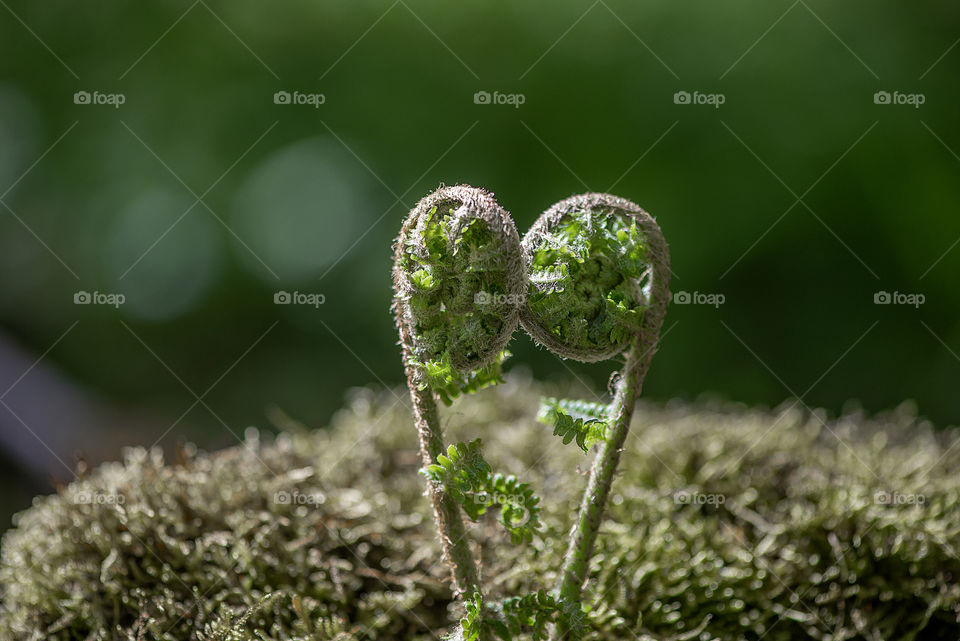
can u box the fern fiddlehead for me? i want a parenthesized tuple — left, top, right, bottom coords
(520, 193, 671, 638)
(393, 184, 526, 599)
(394, 187, 668, 640)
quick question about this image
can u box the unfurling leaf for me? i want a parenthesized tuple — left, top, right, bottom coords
(538, 397, 610, 452)
(421, 439, 541, 544)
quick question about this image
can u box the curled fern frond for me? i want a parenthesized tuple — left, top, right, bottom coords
(394, 185, 526, 400)
(490, 473, 541, 545)
(421, 439, 541, 544)
(538, 397, 610, 453)
(520, 193, 668, 362)
(544, 194, 672, 635)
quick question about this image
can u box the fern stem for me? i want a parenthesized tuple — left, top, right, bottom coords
(552, 336, 648, 627)
(551, 205, 670, 639)
(399, 323, 482, 598)
(391, 185, 525, 604)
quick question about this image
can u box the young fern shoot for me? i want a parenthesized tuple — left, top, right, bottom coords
(520, 193, 671, 638)
(394, 187, 668, 640)
(392, 185, 526, 599)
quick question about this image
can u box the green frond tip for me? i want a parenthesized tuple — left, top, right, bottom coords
(502, 591, 586, 641)
(421, 439, 541, 544)
(421, 440, 493, 518)
(538, 397, 609, 453)
(414, 350, 510, 405)
(520, 195, 654, 362)
(456, 592, 507, 641)
(456, 591, 586, 641)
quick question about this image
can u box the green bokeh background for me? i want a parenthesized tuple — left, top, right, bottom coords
(0, 1, 958, 526)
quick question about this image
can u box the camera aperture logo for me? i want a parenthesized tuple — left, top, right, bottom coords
(74, 491, 125, 505)
(674, 90, 725, 108)
(274, 290, 326, 308)
(466, 490, 532, 527)
(74, 290, 125, 308)
(873, 90, 924, 108)
(874, 290, 924, 308)
(274, 90, 326, 108)
(875, 490, 925, 506)
(473, 90, 525, 108)
(673, 490, 725, 506)
(74, 90, 125, 109)
(274, 489, 325, 506)
(673, 290, 725, 308)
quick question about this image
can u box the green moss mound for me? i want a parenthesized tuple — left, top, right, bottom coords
(2, 375, 960, 640)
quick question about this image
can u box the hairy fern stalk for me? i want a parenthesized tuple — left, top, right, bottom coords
(392, 185, 526, 601)
(521, 193, 671, 639)
(395, 187, 669, 640)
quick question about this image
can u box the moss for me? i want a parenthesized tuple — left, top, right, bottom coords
(2, 375, 960, 640)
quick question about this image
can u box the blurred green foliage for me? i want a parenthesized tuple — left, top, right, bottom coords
(0, 0, 958, 519)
